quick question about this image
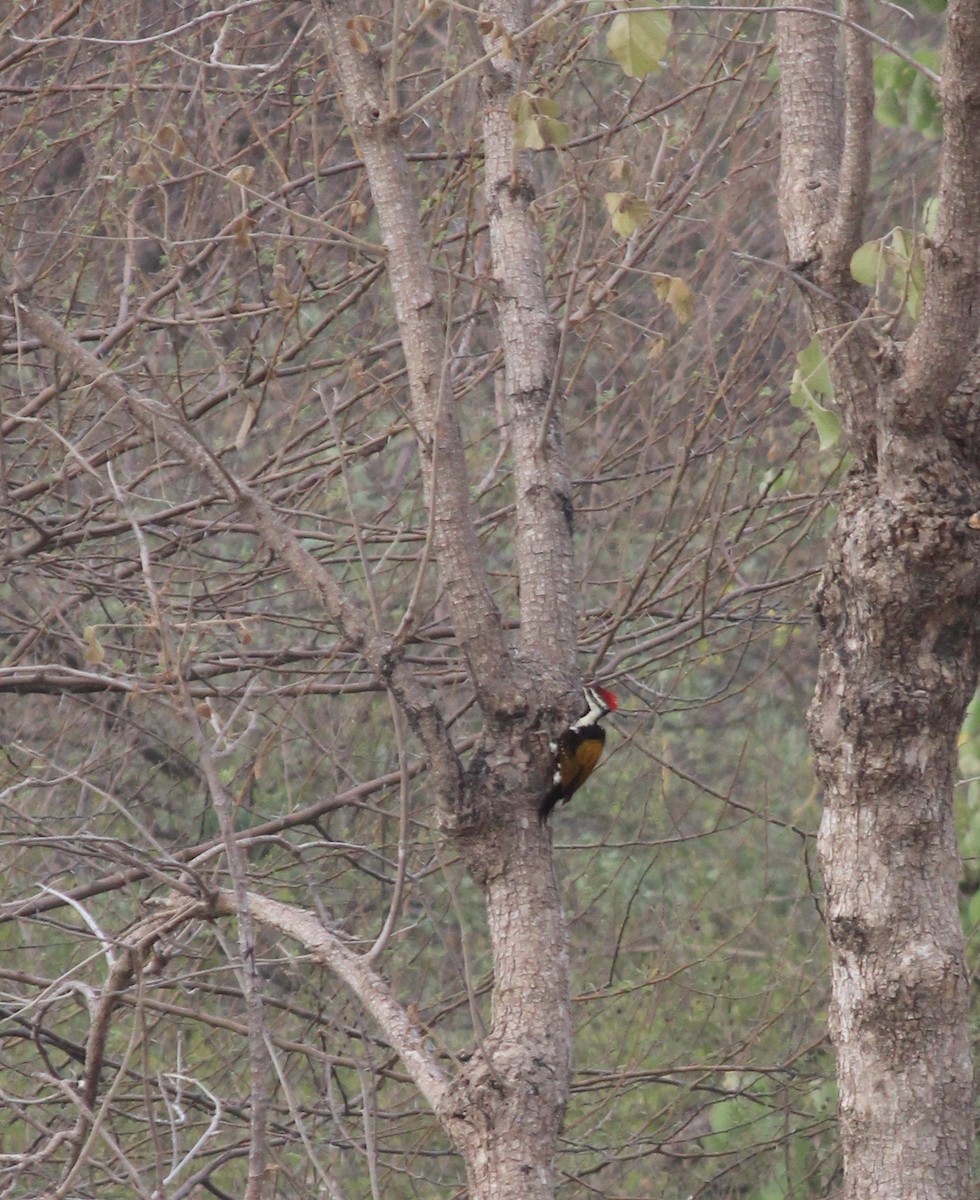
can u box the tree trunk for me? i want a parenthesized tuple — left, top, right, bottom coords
(309, 0, 579, 1187)
(778, 1, 980, 1196)
(449, 819, 571, 1200)
(809, 460, 978, 1198)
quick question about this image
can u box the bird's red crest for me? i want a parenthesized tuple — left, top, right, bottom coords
(593, 685, 618, 711)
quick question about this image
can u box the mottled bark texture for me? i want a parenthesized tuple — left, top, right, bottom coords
(778, 2, 980, 1197)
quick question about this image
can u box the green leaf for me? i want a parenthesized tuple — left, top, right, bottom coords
(796, 336, 833, 398)
(873, 52, 941, 135)
(758, 466, 794, 497)
(802, 397, 841, 452)
(607, 9, 671, 78)
(790, 338, 841, 451)
(850, 240, 884, 286)
(906, 247, 926, 321)
(891, 226, 913, 262)
(915, 48, 941, 73)
(874, 86, 905, 128)
(907, 72, 941, 136)
(852, 227, 929, 322)
(922, 196, 940, 238)
(967, 887, 980, 930)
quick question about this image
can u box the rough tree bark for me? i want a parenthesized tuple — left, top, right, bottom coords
(777, 1, 980, 1196)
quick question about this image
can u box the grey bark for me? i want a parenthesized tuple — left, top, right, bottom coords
(777, 1, 980, 1196)
(478, 0, 576, 676)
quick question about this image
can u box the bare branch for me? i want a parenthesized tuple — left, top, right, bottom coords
(478, 0, 576, 678)
(208, 889, 452, 1119)
(902, 0, 980, 413)
(776, 0, 842, 270)
(311, 0, 517, 710)
(4, 291, 463, 807)
(827, 0, 874, 261)
(0, 755, 444, 925)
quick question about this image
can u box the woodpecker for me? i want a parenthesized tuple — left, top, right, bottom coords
(539, 685, 618, 822)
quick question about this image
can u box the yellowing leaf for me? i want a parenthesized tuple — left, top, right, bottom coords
(653, 273, 695, 324)
(83, 626, 105, 666)
(482, 17, 513, 59)
(227, 164, 255, 187)
(126, 159, 157, 185)
(515, 119, 543, 150)
(511, 93, 569, 149)
(347, 15, 374, 53)
(604, 191, 649, 237)
(271, 263, 295, 311)
(540, 117, 570, 147)
(607, 9, 671, 79)
(231, 213, 254, 248)
(510, 92, 535, 124)
(515, 114, 570, 150)
(155, 123, 187, 156)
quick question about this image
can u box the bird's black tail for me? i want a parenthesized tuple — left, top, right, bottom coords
(538, 784, 564, 824)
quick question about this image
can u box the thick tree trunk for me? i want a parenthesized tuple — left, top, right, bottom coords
(809, 458, 979, 1199)
(447, 815, 571, 1200)
(778, 1, 980, 1196)
(207, 791, 573, 1199)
